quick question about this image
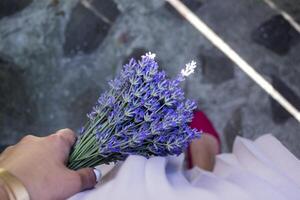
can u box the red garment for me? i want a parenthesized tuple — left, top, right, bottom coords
(190, 111, 221, 146)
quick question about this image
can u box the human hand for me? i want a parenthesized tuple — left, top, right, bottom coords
(0, 129, 98, 200)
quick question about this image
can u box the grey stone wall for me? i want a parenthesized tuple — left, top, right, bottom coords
(0, 0, 299, 157)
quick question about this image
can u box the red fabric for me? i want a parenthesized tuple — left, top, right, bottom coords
(190, 111, 221, 146)
(187, 110, 221, 168)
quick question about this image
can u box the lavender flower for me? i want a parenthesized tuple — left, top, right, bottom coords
(68, 52, 201, 170)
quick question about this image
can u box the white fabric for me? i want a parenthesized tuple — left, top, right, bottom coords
(69, 134, 300, 200)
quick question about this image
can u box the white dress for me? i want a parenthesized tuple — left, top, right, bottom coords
(69, 134, 300, 200)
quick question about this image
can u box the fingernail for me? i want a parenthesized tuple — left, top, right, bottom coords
(93, 168, 101, 183)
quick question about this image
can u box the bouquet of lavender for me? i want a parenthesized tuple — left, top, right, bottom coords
(68, 52, 200, 170)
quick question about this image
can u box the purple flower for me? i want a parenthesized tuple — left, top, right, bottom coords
(68, 52, 201, 170)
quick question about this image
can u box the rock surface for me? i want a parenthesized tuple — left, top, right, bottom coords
(0, 0, 300, 157)
(200, 49, 235, 85)
(270, 75, 300, 124)
(64, 0, 120, 56)
(252, 15, 300, 55)
(0, 0, 33, 19)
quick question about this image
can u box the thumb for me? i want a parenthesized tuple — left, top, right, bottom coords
(76, 168, 101, 191)
(61, 168, 101, 199)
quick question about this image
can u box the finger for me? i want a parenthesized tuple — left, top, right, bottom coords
(55, 128, 77, 148)
(4, 145, 14, 152)
(47, 129, 77, 162)
(20, 134, 39, 143)
(76, 168, 99, 191)
(60, 168, 100, 199)
(1, 145, 14, 155)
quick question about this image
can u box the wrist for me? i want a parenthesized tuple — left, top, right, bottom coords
(0, 184, 9, 200)
(0, 168, 30, 200)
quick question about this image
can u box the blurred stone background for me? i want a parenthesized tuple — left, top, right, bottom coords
(0, 0, 299, 156)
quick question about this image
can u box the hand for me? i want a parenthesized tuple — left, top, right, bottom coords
(0, 129, 97, 200)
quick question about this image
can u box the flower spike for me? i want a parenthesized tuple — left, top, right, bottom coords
(68, 53, 200, 170)
(181, 60, 197, 77)
(143, 52, 156, 60)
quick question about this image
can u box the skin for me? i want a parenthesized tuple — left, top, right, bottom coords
(0, 129, 218, 200)
(0, 129, 97, 200)
(189, 134, 219, 171)
(0, 186, 8, 199)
